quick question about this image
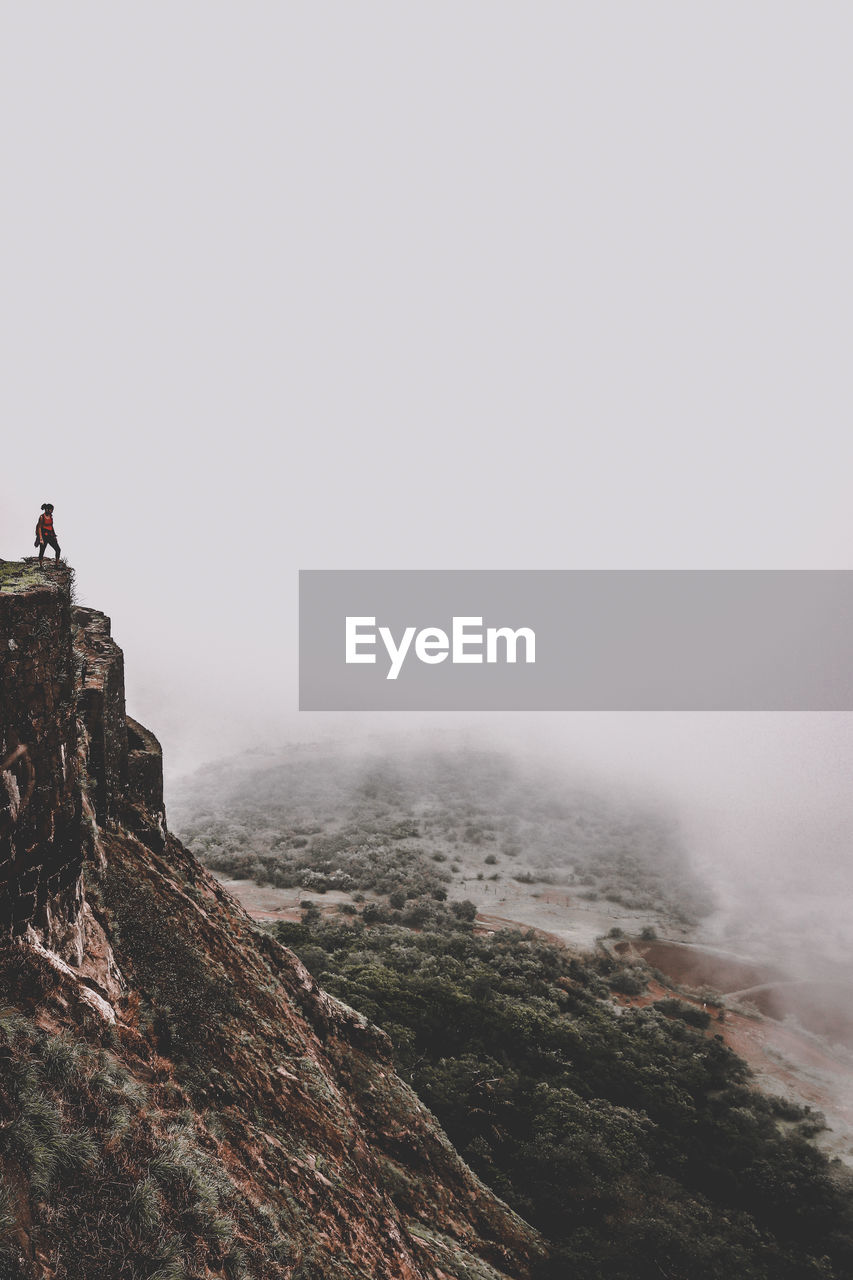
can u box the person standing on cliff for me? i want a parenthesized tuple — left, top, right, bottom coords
(34, 503, 61, 564)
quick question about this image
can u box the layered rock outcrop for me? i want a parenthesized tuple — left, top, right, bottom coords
(0, 564, 80, 934)
(0, 565, 165, 943)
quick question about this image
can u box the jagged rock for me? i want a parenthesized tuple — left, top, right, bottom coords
(0, 563, 80, 936)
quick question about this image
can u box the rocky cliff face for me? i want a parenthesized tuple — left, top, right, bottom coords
(0, 565, 79, 937)
(0, 561, 543, 1280)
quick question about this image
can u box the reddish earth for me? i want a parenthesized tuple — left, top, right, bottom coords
(478, 922, 853, 1164)
(727, 981, 853, 1047)
(625, 938, 787, 993)
(614, 939, 853, 1163)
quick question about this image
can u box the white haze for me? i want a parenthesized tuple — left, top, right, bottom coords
(2, 9, 853, 986)
(162, 709, 853, 986)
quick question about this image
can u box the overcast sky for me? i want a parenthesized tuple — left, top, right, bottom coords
(3, 5, 853, 933)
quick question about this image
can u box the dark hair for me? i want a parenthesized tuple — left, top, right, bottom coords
(41, 503, 54, 511)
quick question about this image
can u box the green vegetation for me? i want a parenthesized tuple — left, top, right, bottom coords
(652, 997, 714, 1030)
(96, 872, 243, 1080)
(0, 940, 292, 1280)
(0, 559, 75, 602)
(0, 1011, 284, 1279)
(175, 748, 713, 923)
(175, 743, 853, 1274)
(270, 908, 853, 1279)
(0, 561, 52, 594)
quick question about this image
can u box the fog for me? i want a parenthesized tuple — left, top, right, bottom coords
(163, 708, 853, 988)
(3, 10, 853, 986)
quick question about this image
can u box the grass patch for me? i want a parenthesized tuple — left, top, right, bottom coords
(0, 560, 57, 594)
(0, 1000, 286, 1280)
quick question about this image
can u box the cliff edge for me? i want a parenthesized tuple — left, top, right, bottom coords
(0, 560, 544, 1280)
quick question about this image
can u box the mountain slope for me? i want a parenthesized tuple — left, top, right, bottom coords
(0, 562, 543, 1280)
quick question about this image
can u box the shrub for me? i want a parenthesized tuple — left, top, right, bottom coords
(653, 998, 712, 1030)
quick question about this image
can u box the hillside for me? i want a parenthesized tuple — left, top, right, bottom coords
(172, 744, 853, 1275)
(4, 560, 853, 1280)
(0, 561, 543, 1280)
(171, 742, 713, 949)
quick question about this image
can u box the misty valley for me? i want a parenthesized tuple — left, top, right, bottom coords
(172, 742, 853, 1278)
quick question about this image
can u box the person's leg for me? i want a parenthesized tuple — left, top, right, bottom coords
(38, 541, 45, 563)
(52, 536, 61, 562)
